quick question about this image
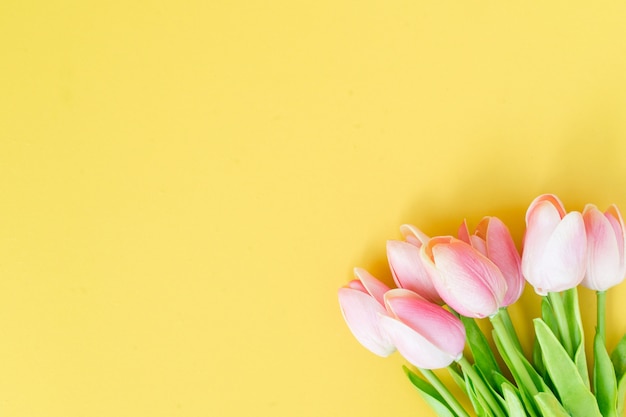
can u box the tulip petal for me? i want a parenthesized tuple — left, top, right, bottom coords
(400, 224, 429, 247)
(523, 199, 563, 274)
(379, 315, 459, 369)
(458, 220, 471, 244)
(582, 206, 623, 290)
(384, 289, 465, 357)
(387, 241, 441, 303)
(481, 217, 524, 306)
(353, 267, 390, 306)
(535, 211, 587, 294)
(429, 240, 506, 318)
(338, 288, 395, 357)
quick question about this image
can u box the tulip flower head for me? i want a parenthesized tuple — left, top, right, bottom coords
(379, 289, 465, 369)
(387, 225, 442, 304)
(421, 236, 507, 318)
(458, 217, 524, 306)
(581, 204, 626, 291)
(521, 194, 587, 295)
(337, 268, 395, 357)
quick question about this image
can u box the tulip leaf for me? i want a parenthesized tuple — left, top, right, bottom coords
(461, 316, 502, 392)
(501, 381, 526, 417)
(533, 319, 602, 417)
(403, 366, 457, 417)
(448, 364, 468, 396)
(541, 297, 560, 341)
(562, 288, 590, 387)
(534, 392, 571, 417)
(593, 332, 618, 417)
(492, 331, 540, 417)
(610, 334, 626, 416)
(465, 372, 493, 417)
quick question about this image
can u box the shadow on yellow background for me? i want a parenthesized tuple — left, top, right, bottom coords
(1, 1, 626, 416)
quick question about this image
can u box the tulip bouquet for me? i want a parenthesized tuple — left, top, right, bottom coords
(338, 194, 626, 417)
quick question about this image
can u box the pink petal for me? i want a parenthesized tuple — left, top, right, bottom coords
(430, 240, 506, 318)
(386, 241, 441, 304)
(338, 288, 395, 357)
(400, 224, 429, 247)
(481, 217, 524, 306)
(582, 205, 623, 290)
(457, 220, 471, 244)
(535, 212, 587, 294)
(384, 289, 465, 356)
(606, 205, 626, 266)
(379, 315, 459, 369)
(353, 268, 390, 306)
(522, 199, 566, 291)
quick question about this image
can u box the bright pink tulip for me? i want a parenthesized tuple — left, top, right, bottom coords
(521, 194, 587, 295)
(338, 268, 395, 357)
(420, 236, 507, 318)
(458, 217, 524, 306)
(581, 204, 626, 291)
(379, 289, 465, 369)
(387, 225, 442, 304)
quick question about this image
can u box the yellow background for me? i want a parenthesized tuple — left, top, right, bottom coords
(1, 1, 626, 416)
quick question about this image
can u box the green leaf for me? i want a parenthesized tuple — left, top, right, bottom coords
(403, 366, 457, 417)
(492, 331, 540, 417)
(593, 332, 618, 417)
(534, 392, 571, 417)
(465, 372, 493, 417)
(501, 381, 527, 417)
(533, 319, 602, 417)
(563, 288, 590, 388)
(448, 364, 468, 396)
(461, 316, 502, 392)
(610, 334, 626, 416)
(541, 296, 560, 340)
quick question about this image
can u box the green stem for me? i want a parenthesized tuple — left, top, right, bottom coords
(457, 356, 505, 417)
(420, 368, 471, 417)
(500, 307, 524, 355)
(490, 312, 539, 396)
(547, 292, 574, 358)
(597, 290, 606, 343)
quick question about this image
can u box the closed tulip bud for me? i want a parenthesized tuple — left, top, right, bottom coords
(379, 289, 465, 369)
(387, 225, 442, 304)
(338, 268, 395, 356)
(581, 204, 626, 291)
(458, 217, 524, 306)
(420, 236, 507, 318)
(521, 194, 587, 295)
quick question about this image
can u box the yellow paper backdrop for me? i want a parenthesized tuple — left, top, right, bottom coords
(1, 1, 626, 416)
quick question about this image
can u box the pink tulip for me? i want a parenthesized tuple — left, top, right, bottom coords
(379, 289, 465, 369)
(420, 236, 507, 318)
(338, 268, 395, 356)
(521, 194, 587, 295)
(581, 204, 626, 291)
(387, 225, 442, 304)
(458, 217, 524, 306)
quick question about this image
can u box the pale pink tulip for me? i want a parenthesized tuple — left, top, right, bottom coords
(581, 204, 626, 291)
(338, 268, 395, 356)
(521, 194, 587, 295)
(458, 217, 524, 306)
(387, 225, 442, 304)
(420, 236, 507, 318)
(379, 289, 465, 369)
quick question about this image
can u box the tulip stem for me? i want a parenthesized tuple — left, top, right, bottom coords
(420, 368, 471, 417)
(547, 292, 574, 358)
(457, 356, 506, 417)
(597, 290, 606, 343)
(499, 307, 524, 355)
